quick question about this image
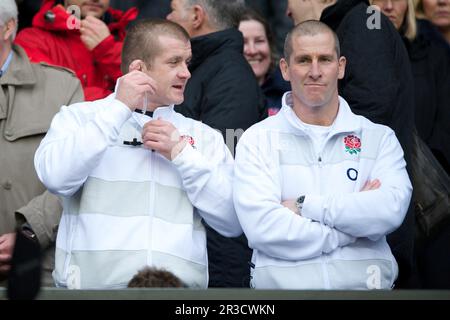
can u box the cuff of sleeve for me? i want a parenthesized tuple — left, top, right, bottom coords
(301, 194, 325, 224)
(172, 143, 197, 167)
(15, 208, 48, 248)
(108, 98, 132, 122)
(92, 35, 115, 58)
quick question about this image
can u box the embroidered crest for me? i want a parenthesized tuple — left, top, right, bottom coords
(344, 135, 361, 155)
(180, 135, 196, 149)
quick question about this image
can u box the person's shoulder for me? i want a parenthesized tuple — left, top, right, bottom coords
(340, 3, 397, 36)
(34, 61, 77, 77)
(358, 113, 395, 136)
(240, 112, 285, 142)
(31, 62, 81, 91)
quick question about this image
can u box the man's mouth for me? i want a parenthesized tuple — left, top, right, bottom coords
(172, 85, 184, 90)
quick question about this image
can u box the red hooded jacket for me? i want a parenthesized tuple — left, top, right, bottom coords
(15, 0, 138, 101)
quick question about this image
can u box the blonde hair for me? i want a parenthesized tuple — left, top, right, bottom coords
(370, 0, 417, 40)
(404, 0, 418, 40)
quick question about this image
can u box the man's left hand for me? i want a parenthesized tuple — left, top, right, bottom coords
(281, 200, 300, 216)
(142, 119, 187, 160)
(80, 16, 111, 50)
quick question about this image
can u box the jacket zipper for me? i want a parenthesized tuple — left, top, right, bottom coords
(147, 148, 156, 266)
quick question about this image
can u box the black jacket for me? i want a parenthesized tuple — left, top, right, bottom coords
(175, 28, 265, 287)
(175, 28, 266, 149)
(321, 0, 417, 288)
(406, 20, 450, 174)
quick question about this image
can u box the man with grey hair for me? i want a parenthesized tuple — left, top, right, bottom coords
(234, 20, 412, 289)
(0, 0, 83, 286)
(167, 0, 265, 287)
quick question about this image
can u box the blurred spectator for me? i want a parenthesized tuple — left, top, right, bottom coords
(15, 0, 138, 101)
(245, 0, 294, 55)
(167, 0, 265, 288)
(238, 8, 290, 115)
(416, 0, 450, 47)
(286, 0, 418, 288)
(128, 267, 186, 288)
(0, 0, 84, 287)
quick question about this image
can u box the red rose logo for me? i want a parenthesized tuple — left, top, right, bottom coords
(344, 135, 361, 155)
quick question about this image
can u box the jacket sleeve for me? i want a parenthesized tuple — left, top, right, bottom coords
(172, 130, 242, 238)
(34, 98, 132, 197)
(301, 130, 412, 240)
(91, 35, 123, 83)
(15, 191, 61, 250)
(233, 129, 356, 261)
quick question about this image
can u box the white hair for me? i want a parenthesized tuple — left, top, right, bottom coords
(0, 0, 18, 40)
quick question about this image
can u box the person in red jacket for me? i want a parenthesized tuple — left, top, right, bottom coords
(15, 0, 138, 101)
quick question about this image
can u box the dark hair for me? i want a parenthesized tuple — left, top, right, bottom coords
(238, 8, 278, 74)
(127, 267, 186, 288)
(121, 18, 190, 74)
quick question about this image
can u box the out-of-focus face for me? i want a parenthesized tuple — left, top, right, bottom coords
(286, 0, 336, 25)
(280, 32, 345, 112)
(239, 19, 272, 85)
(372, 0, 408, 30)
(145, 35, 192, 108)
(422, 0, 450, 29)
(65, 0, 110, 19)
(167, 0, 194, 37)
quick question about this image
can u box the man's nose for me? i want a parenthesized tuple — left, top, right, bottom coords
(179, 63, 191, 79)
(309, 60, 321, 79)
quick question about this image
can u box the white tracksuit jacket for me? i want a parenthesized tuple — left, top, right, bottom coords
(34, 93, 241, 289)
(233, 93, 412, 289)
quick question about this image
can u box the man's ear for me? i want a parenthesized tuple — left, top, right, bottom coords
(128, 59, 147, 73)
(338, 56, 346, 80)
(192, 5, 205, 30)
(279, 58, 290, 82)
(3, 19, 17, 41)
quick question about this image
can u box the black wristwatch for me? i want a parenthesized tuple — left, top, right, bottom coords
(295, 195, 305, 215)
(20, 222, 39, 244)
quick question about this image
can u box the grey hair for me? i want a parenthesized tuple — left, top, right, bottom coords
(0, 0, 18, 40)
(284, 20, 340, 62)
(185, 0, 245, 30)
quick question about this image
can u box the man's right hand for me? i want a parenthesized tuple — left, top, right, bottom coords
(0, 233, 16, 274)
(115, 70, 157, 111)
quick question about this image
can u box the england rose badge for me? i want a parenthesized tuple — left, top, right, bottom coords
(344, 135, 361, 155)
